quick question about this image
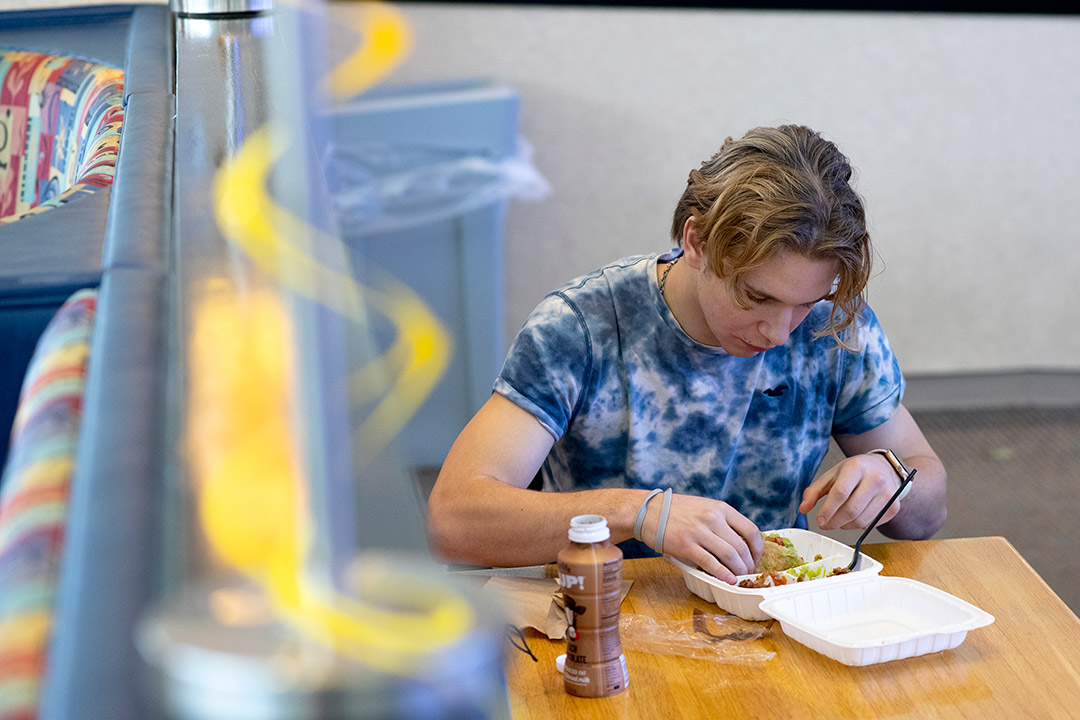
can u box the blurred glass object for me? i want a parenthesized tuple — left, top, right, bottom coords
(144, 2, 513, 717)
(139, 555, 509, 720)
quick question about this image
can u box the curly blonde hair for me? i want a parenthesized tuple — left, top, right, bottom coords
(671, 125, 872, 345)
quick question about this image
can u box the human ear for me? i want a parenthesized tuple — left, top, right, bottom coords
(682, 218, 707, 270)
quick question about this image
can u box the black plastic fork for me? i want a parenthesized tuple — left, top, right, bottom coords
(847, 469, 917, 571)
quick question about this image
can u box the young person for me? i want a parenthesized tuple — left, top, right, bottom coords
(426, 125, 946, 583)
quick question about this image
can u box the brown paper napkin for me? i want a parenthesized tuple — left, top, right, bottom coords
(484, 575, 634, 640)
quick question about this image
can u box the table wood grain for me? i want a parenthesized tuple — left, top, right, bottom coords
(504, 536, 1080, 719)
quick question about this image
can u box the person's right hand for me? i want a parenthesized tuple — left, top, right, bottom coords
(643, 493, 762, 584)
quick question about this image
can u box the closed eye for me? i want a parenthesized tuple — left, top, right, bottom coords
(746, 287, 832, 308)
(750, 293, 818, 309)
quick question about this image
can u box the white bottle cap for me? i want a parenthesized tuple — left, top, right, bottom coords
(568, 514, 610, 543)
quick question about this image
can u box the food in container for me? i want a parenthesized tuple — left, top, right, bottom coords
(667, 528, 883, 621)
(752, 533, 803, 573)
(668, 528, 994, 665)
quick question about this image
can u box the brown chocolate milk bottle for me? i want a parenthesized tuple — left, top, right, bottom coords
(557, 514, 629, 698)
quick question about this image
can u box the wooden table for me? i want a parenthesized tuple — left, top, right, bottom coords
(504, 536, 1080, 719)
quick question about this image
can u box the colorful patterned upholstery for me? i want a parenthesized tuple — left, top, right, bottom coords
(0, 51, 124, 225)
(0, 288, 95, 720)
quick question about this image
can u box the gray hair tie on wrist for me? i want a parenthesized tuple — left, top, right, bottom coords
(633, 488, 663, 542)
(654, 488, 673, 555)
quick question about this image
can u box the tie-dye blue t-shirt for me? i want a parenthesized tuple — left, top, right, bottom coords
(495, 251, 904, 538)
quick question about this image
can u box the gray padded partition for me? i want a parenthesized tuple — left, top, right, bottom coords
(123, 4, 175, 102)
(40, 267, 167, 720)
(36, 6, 175, 715)
(103, 91, 175, 270)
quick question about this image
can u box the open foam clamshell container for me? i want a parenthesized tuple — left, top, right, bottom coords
(667, 528, 884, 622)
(667, 528, 995, 666)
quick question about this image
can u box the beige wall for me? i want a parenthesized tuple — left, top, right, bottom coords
(17, 1, 1078, 374)
(330, 2, 1080, 377)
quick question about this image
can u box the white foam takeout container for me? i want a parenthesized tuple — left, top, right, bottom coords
(667, 528, 883, 621)
(758, 576, 995, 666)
(667, 528, 995, 665)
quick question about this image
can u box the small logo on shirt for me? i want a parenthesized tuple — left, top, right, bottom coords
(762, 384, 789, 397)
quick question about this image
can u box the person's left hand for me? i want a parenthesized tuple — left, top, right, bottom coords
(798, 453, 903, 531)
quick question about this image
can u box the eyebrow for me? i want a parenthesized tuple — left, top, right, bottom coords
(745, 284, 832, 306)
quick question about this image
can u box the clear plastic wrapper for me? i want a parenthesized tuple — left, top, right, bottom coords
(324, 138, 550, 235)
(619, 611, 775, 663)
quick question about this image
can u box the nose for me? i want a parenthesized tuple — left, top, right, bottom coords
(758, 307, 795, 347)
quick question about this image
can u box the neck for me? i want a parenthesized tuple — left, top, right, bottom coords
(660, 257, 723, 348)
(659, 256, 679, 297)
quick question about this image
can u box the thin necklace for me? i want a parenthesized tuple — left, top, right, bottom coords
(659, 256, 680, 296)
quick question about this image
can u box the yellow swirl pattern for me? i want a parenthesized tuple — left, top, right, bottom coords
(325, 1, 413, 99)
(191, 1, 472, 674)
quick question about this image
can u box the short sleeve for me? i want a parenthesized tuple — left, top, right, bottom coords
(832, 307, 905, 436)
(494, 292, 592, 440)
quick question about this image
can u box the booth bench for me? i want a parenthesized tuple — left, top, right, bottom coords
(0, 6, 173, 720)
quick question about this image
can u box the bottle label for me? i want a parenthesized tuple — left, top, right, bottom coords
(566, 624, 622, 664)
(558, 557, 623, 629)
(557, 538, 627, 698)
(563, 653, 629, 698)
